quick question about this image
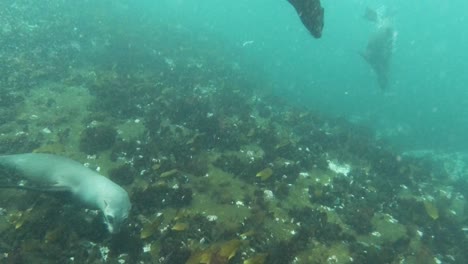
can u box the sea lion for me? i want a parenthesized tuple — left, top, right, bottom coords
(0, 153, 131, 233)
(287, 0, 324, 38)
(360, 7, 396, 90)
(360, 25, 395, 90)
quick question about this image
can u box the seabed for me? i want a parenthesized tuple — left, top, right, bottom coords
(0, 1, 467, 263)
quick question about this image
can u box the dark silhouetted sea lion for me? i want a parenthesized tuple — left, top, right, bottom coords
(288, 0, 324, 38)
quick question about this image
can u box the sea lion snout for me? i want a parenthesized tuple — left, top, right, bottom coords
(102, 192, 131, 233)
(104, 214, 120, 234)
(104, 211, 128, 234)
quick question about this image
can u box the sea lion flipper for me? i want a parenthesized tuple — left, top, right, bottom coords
(288, 0, 324, 38)
(358, 51, 369, 63)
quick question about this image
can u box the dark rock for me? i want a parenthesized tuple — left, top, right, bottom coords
(79, 124, 117, 154)
(109, 164, 136, 185)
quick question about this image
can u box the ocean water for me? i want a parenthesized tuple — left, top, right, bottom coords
(154, 0, 468, 151)
(1, 0, 468, 263)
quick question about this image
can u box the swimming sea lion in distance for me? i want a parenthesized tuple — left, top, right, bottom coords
(360, 25, 395, 90)
(287, 0, 324, 38)
(360, 7, 396, 90)
(0, 153, 131, 233)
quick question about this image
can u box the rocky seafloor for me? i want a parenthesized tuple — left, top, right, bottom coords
(1, 1, 468, 264)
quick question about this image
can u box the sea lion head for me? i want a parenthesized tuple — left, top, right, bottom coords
(101, 188, 131, 234)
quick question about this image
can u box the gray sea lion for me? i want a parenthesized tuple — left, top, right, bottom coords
(0, 153, 131, 233)
(287, 0, 324, 38)
(360, 25, 395, 90)
(360, 7, 396, 90)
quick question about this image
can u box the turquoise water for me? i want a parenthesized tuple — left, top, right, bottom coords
(153, 0, 468, 151)
(1, 1, 467, 263)
(5, 0, 465, 150)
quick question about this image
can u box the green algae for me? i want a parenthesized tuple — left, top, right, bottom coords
(297, 243, 352, 264)
(0, 3, 466, 263)
(369, 213, 407, 244)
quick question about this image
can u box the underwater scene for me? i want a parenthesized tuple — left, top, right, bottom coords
(0, 0, 467, 263)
